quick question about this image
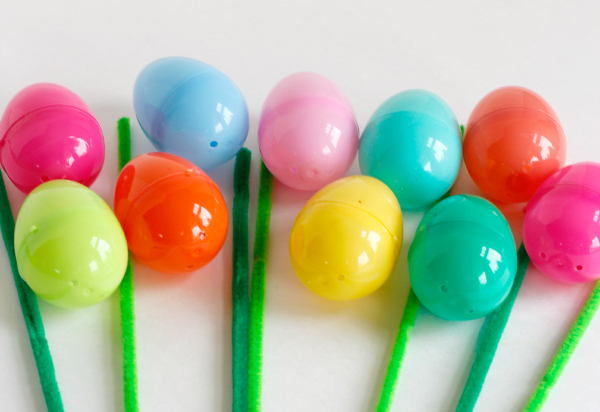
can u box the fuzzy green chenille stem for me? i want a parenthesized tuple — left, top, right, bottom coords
(232, 148, 252, 412)
(118, 117, 132, 171)
(118, 117, 138, 412)
(0, 174, 64, 411)
(248, 161, 274, 412)
(455, 243, 530, 412)
(376, 289, 421, 412)
(523, 280, 600, 412)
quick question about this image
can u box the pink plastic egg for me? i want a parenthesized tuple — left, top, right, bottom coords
(258, 72, 358, 191)
(0, 83, 105, 194)
(523, 162, 600, 283)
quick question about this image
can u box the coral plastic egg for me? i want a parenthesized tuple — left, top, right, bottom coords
(464, 86, 566, 203)
(359, 90, 462, 211)
(258, 72, 359, 191)
(409, 195, 517, 320)
(134, 57, 249, 170)
(14, 180, 127, 309)
(289, 175, 402, 300)
(523, 162, 600, 283)
(114, 152, 228, 274)
(0, 83, 105, 194)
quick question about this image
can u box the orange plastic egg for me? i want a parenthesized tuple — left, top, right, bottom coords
(463, 86, 566, 203)
(114, 152, 228, 274)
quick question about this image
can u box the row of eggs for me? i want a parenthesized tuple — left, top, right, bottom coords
(1, 57, 595, 323)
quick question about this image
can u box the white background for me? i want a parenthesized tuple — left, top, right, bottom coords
(1, 1, 600, 411)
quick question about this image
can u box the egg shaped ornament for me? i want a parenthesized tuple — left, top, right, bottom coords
(463, 86, 566, 203)
(289, 175, 403, 300)
(14, 180, 127, 309)
(114, 152, 229, 274)
(0, 83, 105, 194)
(133, 57, 249, 170)
(258, 72, 359, 191)
(409, 194, 517, 320)
(359, 90, 462, 211)
(523, 162, 600, 283)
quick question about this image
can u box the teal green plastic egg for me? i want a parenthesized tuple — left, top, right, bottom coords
(14, 180, 128, 309)
(408, 194, 517, 320)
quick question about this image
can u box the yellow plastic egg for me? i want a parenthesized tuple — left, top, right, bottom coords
(289, 175, 403, 300)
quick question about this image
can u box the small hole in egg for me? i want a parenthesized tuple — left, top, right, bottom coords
(468, 309, 474, 314)
(337, 275, 346, 282)
(576, 265, 583, 271)
(210, 141, 218, 148)
(358, 200, 362, 204)
(441, 285, 448, 293)
(41, 175, 50, 182)
(199, 232, 206, 240)
(187, 264, 194, 269)
(540, 252, 547, 260)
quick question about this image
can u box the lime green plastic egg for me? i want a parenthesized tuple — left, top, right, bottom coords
(14, 180, 128, 308)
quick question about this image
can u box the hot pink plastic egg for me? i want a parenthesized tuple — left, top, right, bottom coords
(258, 72, 359, 191)
(0, 83, 105, 194)
(523, 162, 600, 283)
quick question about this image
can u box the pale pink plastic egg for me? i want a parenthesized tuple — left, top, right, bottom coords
(258, 72, 358, 191)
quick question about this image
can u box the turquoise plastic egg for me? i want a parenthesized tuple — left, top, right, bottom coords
(408, 194, 517, 320)
(359, 90, 462, 211)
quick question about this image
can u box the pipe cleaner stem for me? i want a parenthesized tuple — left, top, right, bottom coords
(522, 279, 600, 412)
(455, 243, 530, 412)
(375, 289, 420, 412)
(118, 117, 132, 171)
(118, 117, 139, 412)
(248, 161, 273, 412)
(0, 172, 64, 411)
(232, 148, 252, 412)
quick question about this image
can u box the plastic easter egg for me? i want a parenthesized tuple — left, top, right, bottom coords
(258, 72, 359, 191)
(523, 162, 600, 283)
(0, 83, 105, 194)
(14, 180, 127, 309)
(359, 90, 462, 211)
(133, 57, 249, 170)
(409, 194, 517, 320)
(289, 175, 402, 300)
(114, 152, 228, 274)
(463, 86, 566, 203)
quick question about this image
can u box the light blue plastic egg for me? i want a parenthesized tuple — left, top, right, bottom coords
(133, 57, 249, 170)
(359, 90, 462, 210)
